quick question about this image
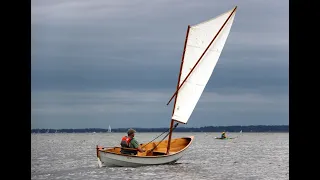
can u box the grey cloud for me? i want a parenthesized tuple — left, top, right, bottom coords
(31, 0, 288, 128)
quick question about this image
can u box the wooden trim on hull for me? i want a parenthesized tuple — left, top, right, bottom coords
(97, 136, 194, 160)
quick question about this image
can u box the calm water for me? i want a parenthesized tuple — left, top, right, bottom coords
(31, 132, 288, 180)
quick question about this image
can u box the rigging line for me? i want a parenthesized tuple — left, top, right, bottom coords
(148, 123, 179, 153)
(140, 125, 173, 149)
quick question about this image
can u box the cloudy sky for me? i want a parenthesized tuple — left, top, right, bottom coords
(31, 0, 288, 129)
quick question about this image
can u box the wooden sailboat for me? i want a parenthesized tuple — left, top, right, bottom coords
(96, 6, 238, 167)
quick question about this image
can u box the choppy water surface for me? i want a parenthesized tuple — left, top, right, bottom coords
(31, 132, 288, 180)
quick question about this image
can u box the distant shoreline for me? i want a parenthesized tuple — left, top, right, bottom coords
(31, 125, 288, 133)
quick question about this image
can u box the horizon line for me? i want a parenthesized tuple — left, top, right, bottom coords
(31, 124, 288, 130)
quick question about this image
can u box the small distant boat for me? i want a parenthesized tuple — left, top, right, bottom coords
(215, 130, 243, 140)
(96, 6, 238, 167)
(108, 125, 112, 133)
(214, 137, 235, 140)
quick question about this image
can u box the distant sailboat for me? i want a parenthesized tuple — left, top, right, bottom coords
(96, 6, 238, 167)
(108, 125, 112, 133)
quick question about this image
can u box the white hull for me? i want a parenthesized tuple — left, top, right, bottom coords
(99, 150, 185, 167)
(97, 136, 193, 167)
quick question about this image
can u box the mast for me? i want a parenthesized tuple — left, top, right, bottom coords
(166, 6, 237, 106)
(166, 25, 191, 155)
(166, 6, 237, 154)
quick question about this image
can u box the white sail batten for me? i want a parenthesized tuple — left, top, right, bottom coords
(172, 8, 237, 124)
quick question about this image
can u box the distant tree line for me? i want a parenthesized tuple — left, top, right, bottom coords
(31, 125, 288, 133)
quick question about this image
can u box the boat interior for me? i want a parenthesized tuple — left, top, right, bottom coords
(98, 137, 193, 157)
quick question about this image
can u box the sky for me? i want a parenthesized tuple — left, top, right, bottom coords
(31, 0, 288, 129)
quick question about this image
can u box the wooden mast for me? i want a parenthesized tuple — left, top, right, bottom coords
(166, 6, 237, 106)
(166, 6, 237, 155)
(166, 25, 191, 155)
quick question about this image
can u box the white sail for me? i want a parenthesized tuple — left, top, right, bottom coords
(172, 7, 237, 124)
(108, 125, 112, 133)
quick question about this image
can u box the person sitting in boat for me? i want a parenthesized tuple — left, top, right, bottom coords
(221, 131, 227, 139)
(120, 128, 145, 155)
